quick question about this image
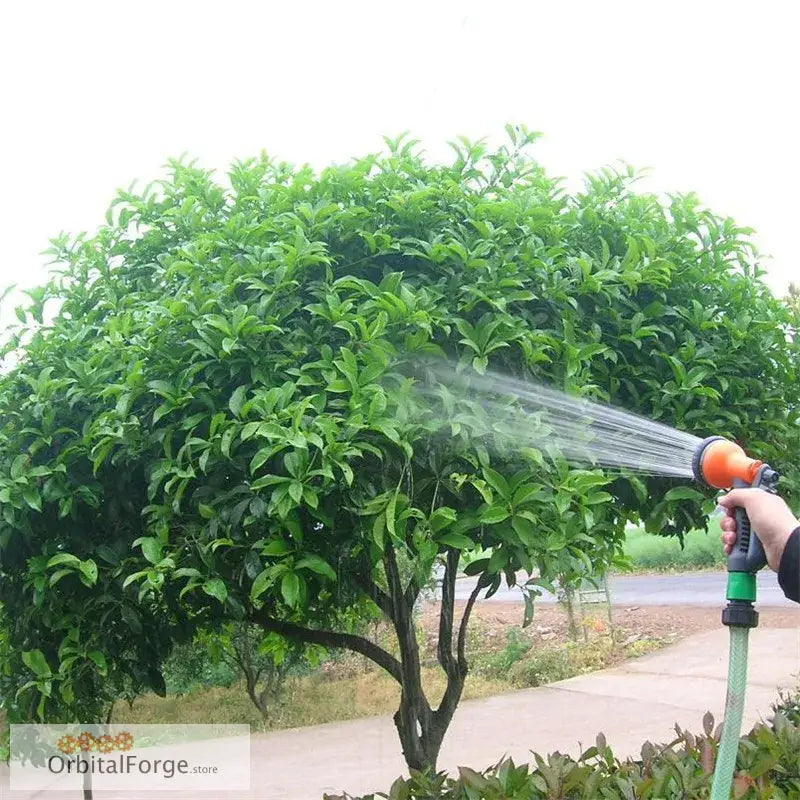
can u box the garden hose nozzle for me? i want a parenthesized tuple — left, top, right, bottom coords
(694, 440, 781, 800)
(692, 436, 780, 612)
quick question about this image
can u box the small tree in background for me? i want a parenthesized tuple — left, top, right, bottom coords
(0, 128, 797, 772)
(786, 283, 799, 313)
(201, 625, 310, 723)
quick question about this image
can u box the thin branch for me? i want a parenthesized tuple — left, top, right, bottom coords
(437, 548, 460, 676)
(228, 644, 247, 674)
(457, 579, 485, 673)
(403, 577, 422, 607)
(251, 609, 403, 685)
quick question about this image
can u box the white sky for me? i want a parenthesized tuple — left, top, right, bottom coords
(1, 0, 797, 328)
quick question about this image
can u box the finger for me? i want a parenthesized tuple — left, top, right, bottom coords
(722, 532, 737, 545)
(717, 489, 754, 509)
(720, 516, 736, 533)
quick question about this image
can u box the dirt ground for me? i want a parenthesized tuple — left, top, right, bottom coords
(421, 601, 799, 652)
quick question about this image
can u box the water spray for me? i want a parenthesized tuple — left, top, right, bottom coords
(426, 369, 783, 799)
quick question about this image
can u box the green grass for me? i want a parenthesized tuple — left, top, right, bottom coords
(622, 521, 725, 572)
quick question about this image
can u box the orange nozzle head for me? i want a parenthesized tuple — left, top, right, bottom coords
(692, 437, 762, 489)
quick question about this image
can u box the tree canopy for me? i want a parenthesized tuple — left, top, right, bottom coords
(1, 128, 797, 767)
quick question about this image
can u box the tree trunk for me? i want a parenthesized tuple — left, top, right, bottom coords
(244, 673, 270, 720)
(251, 547, 485, 773)
(386, 546, 476, 773)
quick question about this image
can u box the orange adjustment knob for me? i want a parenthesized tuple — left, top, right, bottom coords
(694, 437, 762, 489)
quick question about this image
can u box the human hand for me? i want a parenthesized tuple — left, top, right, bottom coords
(718, 488, 799, 571)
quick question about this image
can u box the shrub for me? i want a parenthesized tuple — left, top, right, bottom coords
(507, 647, 572, 687)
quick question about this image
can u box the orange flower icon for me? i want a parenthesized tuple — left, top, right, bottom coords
(57, 735, 77, 755)
(115, 731, 134, 751)
(76, 732, 96, 752)
(96, 734, 115, 753)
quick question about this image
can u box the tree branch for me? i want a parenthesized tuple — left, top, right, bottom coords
(251, 609, 403, 685)
(437, 548, 460, 677)
(457, 579, 484, 673)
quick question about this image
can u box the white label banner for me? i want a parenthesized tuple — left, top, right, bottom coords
(10, 724, 250, 792)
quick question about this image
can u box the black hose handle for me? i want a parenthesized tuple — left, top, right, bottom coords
(727, 466, 779, 573)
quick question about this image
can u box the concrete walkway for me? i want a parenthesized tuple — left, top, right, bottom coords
(5, 626, 795, 799)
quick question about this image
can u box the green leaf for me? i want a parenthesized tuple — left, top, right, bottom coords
(173, 567, 202, 579)
(250, 569, 273, 601)
(122, 570, 150, 588)
(438, 532, 475, 549)
(281, 572, 300, 607)
(22, 649, 50, 677)
(386, 492, 397, 535)
(221, 427, 235, 458)
(138, 537, 162, 565)
(584, 491, 614, 505)
(511, 515, 536, 545)
(198, 503, 215, 519)
(665, 486, 706, 502)
(87, 650, 107, 676)
(203, 578, 228, 604)
(481, 504, 509, 524)
(523, 591, 535, 628)
(262, 540, 292, 556)
(296, 555, 336, 581)
(463, 557, 489, 576)
(10, 454, 28, 479)
(430, 506, 457, 532)
(46, 553, 81, 569)
(229, 385, 248, 417)
(372, 513, 386, 549)
(49, 569, 73, 586)
(482, 467, 511, 500)
(22, 486, 42, 511)
(79, 559, 98, 586)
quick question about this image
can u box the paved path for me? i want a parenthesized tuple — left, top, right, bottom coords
(5, 627, 796, 799)
(454, 569, 795, 607)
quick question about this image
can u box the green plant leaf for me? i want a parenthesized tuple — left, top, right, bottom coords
(296, 555, 336, 581)
(664, 487, 706, 502)
(22, 649, 50, 677)
(438, 532, 475, 549)
(281, 572, 300, 607)
(46, 553, 81, 569)
(87, 650, 107, 676)
(202, 578, 227, 604)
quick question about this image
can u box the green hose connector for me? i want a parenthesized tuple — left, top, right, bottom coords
(710, 625, 750, 800)
(726, 572, 756, 602)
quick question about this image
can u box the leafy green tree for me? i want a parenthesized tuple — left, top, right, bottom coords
(0, 128, 797, 771)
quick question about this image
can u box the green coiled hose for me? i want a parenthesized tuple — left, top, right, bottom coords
(710, 626, 750, 799)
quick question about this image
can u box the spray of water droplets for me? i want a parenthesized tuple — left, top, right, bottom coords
(421, 367, 702, 478)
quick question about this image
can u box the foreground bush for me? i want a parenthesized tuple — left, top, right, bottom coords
(325, 709, 800, 799)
